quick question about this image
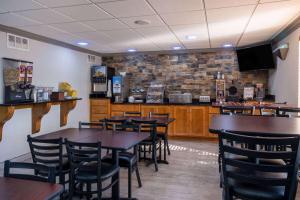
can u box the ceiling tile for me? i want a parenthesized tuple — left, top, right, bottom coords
(135, 26, 179, 45)
(0, 13, 41, 27)
(54, 4, 112, 21)
(205, 0, 258, 9)
(102, 29, 141, 42)
(240, 0, 300, 45)
(18, 9, 73, 24)
(0, 0, 44, 12)
(120, 15, 165, 28)
(148, 0, 203, 13)
(75, 31, 113, 44)
(161, 11, 206, 26)
(207, 5, 255, 47)
(51, 22, 95, 33)
(84, 19, 127, 30)
(170, 24, 210, 47)
(98, 0, 155, 17)
(19, 25, 67, 38)
(35, 0, 90, 7)
(238, 30, 274, 46)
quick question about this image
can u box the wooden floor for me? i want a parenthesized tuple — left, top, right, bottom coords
(1, 139, 300, 200)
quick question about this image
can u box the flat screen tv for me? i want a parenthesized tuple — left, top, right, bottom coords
(236, 44, 275, 71)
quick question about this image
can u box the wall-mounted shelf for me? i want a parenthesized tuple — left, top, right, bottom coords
(0, 98, 81, 141)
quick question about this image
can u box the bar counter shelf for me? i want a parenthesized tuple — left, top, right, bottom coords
(0, 98, 82, 141)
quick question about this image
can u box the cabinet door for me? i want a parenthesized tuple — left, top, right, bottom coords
(140, 105, 157, 117)
(111, 111, 124, 117)
(189, 106, 208, 137)
(173, 106, 190, 136)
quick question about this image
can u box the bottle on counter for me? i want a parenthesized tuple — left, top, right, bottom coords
(217, 71, 221, 79)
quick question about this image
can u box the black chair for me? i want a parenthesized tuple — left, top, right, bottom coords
(79, 121, 104, 129)
(27, 135, 69, 189)
(149, 112, 171, 157)
(65, 139, 119, 200)
(103, 118, 127, 131)
(277, 108, 300, 118)
(4, 160, 56, 183)
(220, 106, 254, 116)
(219, 130, 300, 200)
(123, 111, 142, 117)
(102, 122, 142, 198)
(132, 119, 161, 172)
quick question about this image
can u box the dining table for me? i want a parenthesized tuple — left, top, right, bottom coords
(209, 115, 300, 137)
(35, 128, 150, 200)
(0, 177, 63, 200)
(109, 116, 176, 164)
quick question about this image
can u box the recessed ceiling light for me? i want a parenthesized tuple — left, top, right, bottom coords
(173, 46, 182, 50)
(77, 42, 88, 46)
(128, 49, 137, 52)
(134, 20, 151, 25)
(186, 35, 197, 40)
(223, 44, 233, 48)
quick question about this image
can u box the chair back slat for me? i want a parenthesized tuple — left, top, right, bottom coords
(219, 130, 300, 200)
(27, 135, 63, 169)
(103, 118, 126, 131)
(220, 106, 254, 116)
(4, 161, 56, 183)
(79, 121, 104, 129)
(65, 139, 102, 170)
(131, 119, 157, 141)
(123, 112, 142, 117)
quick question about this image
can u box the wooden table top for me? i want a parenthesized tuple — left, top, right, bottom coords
(209, 115, 300, 137)
(0, 177, 63, 200)
(110, 116, 175, 125)
(36, 128, 150, 151)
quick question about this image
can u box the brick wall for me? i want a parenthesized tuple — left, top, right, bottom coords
(102, 50, 268, 99)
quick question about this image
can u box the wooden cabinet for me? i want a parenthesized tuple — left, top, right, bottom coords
(173, 106, 210, 137)
(207, 106, 219, 138)
(111, 104, 140, 117)
(89, 98, 217, 139)
(173, 106, 190, 136)
(190, 106, 208, 137)
(90, 99, 110, 122)
(141, 105, 174, 135)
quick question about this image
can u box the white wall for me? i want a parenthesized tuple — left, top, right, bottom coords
(0, 31, 97, 162)
(268, 28, 300, 106)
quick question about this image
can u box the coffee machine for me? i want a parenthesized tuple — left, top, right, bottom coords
(3, 58, 34, 104)
(90, 65, 115, 97)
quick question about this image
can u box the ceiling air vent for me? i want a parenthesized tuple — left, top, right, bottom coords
(87, 54, 96, 63)
(7, 33, 29, 51)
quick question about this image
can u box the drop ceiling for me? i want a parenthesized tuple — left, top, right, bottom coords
(0, 0, 299, 53)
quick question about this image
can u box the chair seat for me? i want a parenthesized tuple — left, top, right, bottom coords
(157, 132, 166, 139)
(230, 181, 284, 200)
(140, 137, 160, 144)
(227, 159, 286, 200)
(37, 157, 70, 176)
(76, 162, 119, 182)
(102, 152, 137, 167)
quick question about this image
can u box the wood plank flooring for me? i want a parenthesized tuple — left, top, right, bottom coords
(1, 139, 300, 200)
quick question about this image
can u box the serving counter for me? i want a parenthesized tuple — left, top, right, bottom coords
(90, 98, 217, 139)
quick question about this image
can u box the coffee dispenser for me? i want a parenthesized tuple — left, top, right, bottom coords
(3, 58, 34, 104)
(90, 66, 115, 97)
